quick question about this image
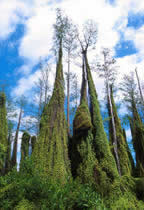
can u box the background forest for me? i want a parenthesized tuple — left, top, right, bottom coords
(1, 0, 144, 209)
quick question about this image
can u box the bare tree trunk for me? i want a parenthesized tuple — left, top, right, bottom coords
(107, 83, 121, 176)
(44, 69, 49, 104)
(67, 52, 70, 135)
(37, 86, 43, 135)
(44, 87, 47, 105)
(135, 68, 144, 104)
(81, 53, 87, 102)
(76, 77, 78, 108)
(11, 109, 22, 168)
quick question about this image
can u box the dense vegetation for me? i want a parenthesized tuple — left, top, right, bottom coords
(0, 9, 144, 209)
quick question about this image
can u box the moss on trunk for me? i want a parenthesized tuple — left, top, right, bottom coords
(33, 45, 71, 182)
(108, 87, 132, 175)
(5, 134, 11, 173)
(84, 53, 119, 192)
(20, 132, 30, 167)
(123, 128, 135, 175)
(71, 63, 97, 184)
(130, 101, 144, 177)
(0, 92, 8, 173)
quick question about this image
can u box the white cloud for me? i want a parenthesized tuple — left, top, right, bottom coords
(19, 6, 55, 63)
(18, 0, 124, 70)
(12, 71, 40, 96)
(124, 26, 144, 57)
(3, 0, 143, 110)
(12, 63, 55, 98)
(0, 0, 32, 39)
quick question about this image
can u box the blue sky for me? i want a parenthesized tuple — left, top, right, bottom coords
(1, 0, 144, 103)
(2, 0, 144, 166)
(1, 0, 144, 150)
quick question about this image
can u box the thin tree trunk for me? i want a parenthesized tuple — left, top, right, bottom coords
(135, 68, 144, 104)
(81, 53, 87, 102)
(45, 88, 47, 105)
(67, 52, 70, 135)
(11, 108, 22, 167)
(76, 79, 78, 108)
(37, 87, 43, 135)
(107, 83, 121, 176)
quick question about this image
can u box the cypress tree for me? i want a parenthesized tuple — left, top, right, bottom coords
(130, 100, 144, 176)
(33, 44, 71, 182)
(71, 58, 96, 183)
(97, 48, 121, 175)
(11, 106, 23, 168)
(20, 132, 30, 165)
(120, 72, 143, 176)
(76, 23, 119, 191)
(123, 128, 135, 175)
(84, 52, 119, 192)
(108, 86, 132, 175)
(0, 92, 8, 173)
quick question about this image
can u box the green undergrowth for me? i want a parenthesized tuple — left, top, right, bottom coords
(0, 158, 106, 210)
(0, 158, 144, 210)
(104, 175, 144, 209)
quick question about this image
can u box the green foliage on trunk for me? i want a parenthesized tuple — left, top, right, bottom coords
(20, 132, 30, 167)
(109, 87, 132, 175)
(0, 143, 6, 172)
(123, 128, 135, 175)
(104, 175, 144, 209)
(33, 46, 71, 182)
(5, 134, 11, 173)
(71, 66, 97, 183)
(84, 54, 119, 193)
(130, 101, 144, 176)
(0, 92, 8, 173)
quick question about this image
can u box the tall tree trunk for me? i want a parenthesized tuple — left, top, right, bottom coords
(109, 86, 132, 175)
(131, 99, 144, 176)
(0, 92, 8, 174)
(76, 79, 78, 108)
(11, 108, 22, 168)
(37, 86, 43, 135)
(67, 52, 70, 136)
(33, 42, 71, 182)
(123, 128, 135, 175)
(71, 53, 95, 182)
(107, 83, 121, 176)
(83, 51, 119, 194)
(20, 132, 30, 170)
(135, 68, 144, 104)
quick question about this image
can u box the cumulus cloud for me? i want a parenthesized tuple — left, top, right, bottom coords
(1, 0, 143, 106)
(0, 0, 32, 39)
(19, 5, 55, 62)
(18, 0, 123, 63)
(12, 62, 56, 98)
